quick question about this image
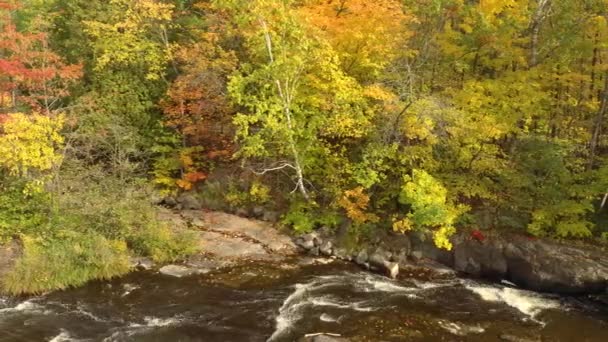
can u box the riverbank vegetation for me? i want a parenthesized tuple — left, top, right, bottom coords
(1, 0, 608, 294)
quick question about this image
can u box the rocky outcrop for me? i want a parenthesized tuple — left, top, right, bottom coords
(156, 209, 298, 277)
(294, 225, 608, 294)
(446, 233, 608, 294)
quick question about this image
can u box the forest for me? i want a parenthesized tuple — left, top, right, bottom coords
(1, 0, 608, 294)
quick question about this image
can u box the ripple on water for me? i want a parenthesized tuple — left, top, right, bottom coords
(464, 281, 560, 321)
(266, 272, 452, 341)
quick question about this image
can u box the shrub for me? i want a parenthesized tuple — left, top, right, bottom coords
(2, 232, 130, 295)
(128, 224, 199, 263)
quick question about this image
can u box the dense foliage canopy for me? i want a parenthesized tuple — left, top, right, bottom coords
(2, 0, 608, 292)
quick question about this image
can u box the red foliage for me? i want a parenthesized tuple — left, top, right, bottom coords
(470, 229, 486, 242)
(0, 3, 82, 113)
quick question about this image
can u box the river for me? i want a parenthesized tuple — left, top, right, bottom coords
(0, 261, 606, 341)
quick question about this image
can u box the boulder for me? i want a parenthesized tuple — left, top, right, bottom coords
(409, 232, 454, 267)
(355, 249, 368, 266)
(235, 207, 249, 217)
(453, 238, 507, 279)
(333, 247, 349, 260)
(159, 265, 206, 278)
(502, 236, 608, 294)
(298, 334, 349, 342)
(131, 257, 155, 271)
(252, 206, 265, 218)
(308, 246, 320, 256)
(177, 194, 201, 210)
(162, 196, 177, 208)
(296, 236, 315, 250)
(319, 241, 333, 256)
(262, 210, 280, 223)
(369, 247, 399, 278)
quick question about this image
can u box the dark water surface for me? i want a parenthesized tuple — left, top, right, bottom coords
(0, 261, 607, 341)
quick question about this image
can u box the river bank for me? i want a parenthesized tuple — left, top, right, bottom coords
(1, 209, 608, 341)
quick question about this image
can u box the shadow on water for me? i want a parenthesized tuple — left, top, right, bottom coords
(0, 261, 607, 341)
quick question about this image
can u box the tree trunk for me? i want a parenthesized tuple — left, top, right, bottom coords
(588, 72, 608, 169)
(260, 19, 310, 201)
(529, 0, 551, 68)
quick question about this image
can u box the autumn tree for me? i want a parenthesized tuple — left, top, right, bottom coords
(0, 0, 81, 114)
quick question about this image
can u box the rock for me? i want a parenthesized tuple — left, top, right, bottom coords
(162, 196, 177, 207)
(384, 233, 412, 257)
(499, 334, 538, 342)
(355, 249, 368, 266)
(298, 334, 349, 342)
(199, 230, 270, 260)
(309, 246, 320, 256)
(453, 238, 507, 279)
(385, 262, 399, 279)
(201, 211, 297, 254)
(235, 207, 249, 217)
(410, 250, 423, 261)
(319, 241, 333, 256)
(409, 232, 454, 267)
(313, 236, 322, 247)
(296, 237, 315, 250)
(369, 248, 399, 278)
(150, 193, 164, 205)
(159, 265, 205, 278)
(392, 249, 409, 266)
(262, 210, 280, 222)
(333, 248, 349, 260)
(177, 193, 201, 210)
(502, 236, 608, 294)
(131, 257, 154, 271)
(252, 206, 265, 218)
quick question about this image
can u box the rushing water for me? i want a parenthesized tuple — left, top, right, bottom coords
(0, 261, 606, 341)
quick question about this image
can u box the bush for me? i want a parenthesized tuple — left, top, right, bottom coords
(2, 232, 130, 295)
(128, 224, 198, 263)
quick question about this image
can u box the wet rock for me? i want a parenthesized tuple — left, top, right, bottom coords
(499, 334, 539, 342)
(296, 236, 315, 250)
(369, 248, 399, 278)
(319, 241, 333, 256)
(502, 236, 608, 294)
(454, 238, 507, 279)
(410, 250, 423, 261)
(177, 193, 201, 210)
(409, 232, 454, 267)
(309, 247, 320, 256)
(392, 249, 409, 266)
(355, 249, 368, 266)
(159, 265, 206, 278)
(298, 334, 349, 342)
(131, 257, 154, 271)
(333, 247, 349, 260)
(384, 233, 412, 257)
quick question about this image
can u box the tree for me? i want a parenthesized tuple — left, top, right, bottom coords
(0, 0, 81, 114)
(219, 0, 373, 201)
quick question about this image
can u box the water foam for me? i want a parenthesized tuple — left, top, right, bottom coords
(465, 283, 560, 319)
(267, 273, 425, 341)
(49, 330, 82, 342)
(0, 300, 48, 315)
(438, 320, 485, 336)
